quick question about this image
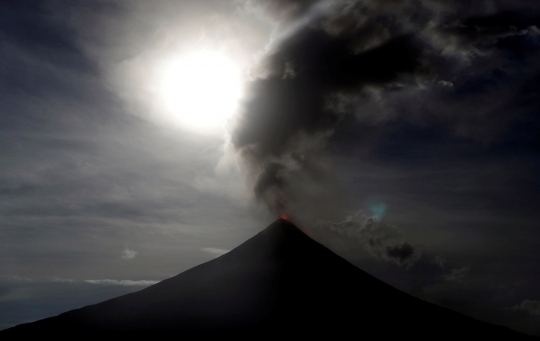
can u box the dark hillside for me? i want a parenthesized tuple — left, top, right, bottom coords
(3, 219, 536, 338)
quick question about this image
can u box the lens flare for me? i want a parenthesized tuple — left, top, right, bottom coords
(369, 203, 387, 220)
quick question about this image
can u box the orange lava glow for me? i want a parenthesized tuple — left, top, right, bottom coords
(279, 215, 288, 221)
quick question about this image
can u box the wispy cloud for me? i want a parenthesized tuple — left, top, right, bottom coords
(84, 279, 159, 286)
(444, 266, 471, 283)
(52, 278, 76, 283)
(4, 276, 34, 282)
(122, 248, 138, 260)
(201, 247, 230, 258)
(323, 211, 420, 266)
(4, 276, 158, 287)
(511, 300, 540, 316)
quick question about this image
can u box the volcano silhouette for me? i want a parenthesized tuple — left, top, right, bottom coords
(2, 219, 535, 337)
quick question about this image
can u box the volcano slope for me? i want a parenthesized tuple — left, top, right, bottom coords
(2, 219, 536, 338)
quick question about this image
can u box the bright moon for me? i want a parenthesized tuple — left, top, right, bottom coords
(159, 51, 242, 133)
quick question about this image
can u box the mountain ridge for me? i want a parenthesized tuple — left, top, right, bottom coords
(2, 219, 536, 338)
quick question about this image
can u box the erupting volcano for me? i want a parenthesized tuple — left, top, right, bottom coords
(1, 219, 535, 338)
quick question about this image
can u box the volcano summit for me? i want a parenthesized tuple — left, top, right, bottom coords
(2, 219, 535, 338)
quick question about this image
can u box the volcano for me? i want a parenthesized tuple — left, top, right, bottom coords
(2, 219, 535, 337)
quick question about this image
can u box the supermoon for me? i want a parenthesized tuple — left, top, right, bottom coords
(159, 51, 242, 133)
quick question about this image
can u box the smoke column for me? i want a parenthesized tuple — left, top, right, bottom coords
(230, 0, 539, 223)
(231, 0, 424, 217)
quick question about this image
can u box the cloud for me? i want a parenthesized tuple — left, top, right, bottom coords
(444, 265, 471, 282)
(52, 278, 75, 283)
(201, 247, 230, 258)
(245, 0, 319, 23)
(4, 276, 34, 282)
(434, 255, 447, 268)
(121, 248, 138, 260)
(511, 300, 540, 316)
(2, 276, 158, 287)
(386, 243, 415, 263)
(84, 279, 159, 286)
(322, 210, 419, 265)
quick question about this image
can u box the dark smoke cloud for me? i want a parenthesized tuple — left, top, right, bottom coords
(232, 6, 426, 213)
(321, 210, 419, 265)
(231, 0, 540, 216)
(386, 243, 415, 263)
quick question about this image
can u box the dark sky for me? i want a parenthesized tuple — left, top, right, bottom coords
(1, 0, 539, 335)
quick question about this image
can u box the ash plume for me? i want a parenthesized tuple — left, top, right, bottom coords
(232, 0, 424, 215)
(231, 0, 540, 217)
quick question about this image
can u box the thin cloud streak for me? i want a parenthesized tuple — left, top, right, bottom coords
(3, 276, 159, 287)
(84, 279, 159, 286)
(201, 247, 230, 258)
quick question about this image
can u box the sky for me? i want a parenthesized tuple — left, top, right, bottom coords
(1, 0, 539, 335)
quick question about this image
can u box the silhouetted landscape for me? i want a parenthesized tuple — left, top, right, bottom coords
(2, 219, 536, 337)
